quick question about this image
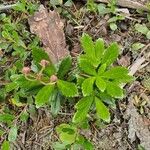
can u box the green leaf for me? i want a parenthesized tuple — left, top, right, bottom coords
(32, 47, 56, 76)
(20, 111, 29, 122)
(106, 82, 124, 98)
(135, 23, 149, 35)
(97, 4, 109, 15)
(50, 91, 61, 116)
(78, 55, 97, 76)
(57, 56, 72, 79)
(94, 38, 104, 60)
(102, 66, 128, 79)
(82, 139, 94, 150)
(56, 124, 77, 145)
(73, 96, 93, 123)
(5, 82, 18, 92)
(0, 114, 15, 123)
(14, 75, 43, 92)
(95, 97, 110, 122)
(57, 80, 78, 97)
(109, 22, 117, 31)
(132, 43, 145, 51)
(13, 1, 26, 12)
(1, 141, 10, 150)
(80, 33, 95, 58)
(82, 77, 95, 96)
(101, 42, 119, 66)
(8, 126, 18, 142)
(96, 77, 106, 92)
(146, 30, 150, 39)
(52, 142, 66, 150)
(98, 63, 107, 75)
(35, 85, 54, 108)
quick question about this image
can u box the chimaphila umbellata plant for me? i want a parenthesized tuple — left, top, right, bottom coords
(6, 33, 133, 149)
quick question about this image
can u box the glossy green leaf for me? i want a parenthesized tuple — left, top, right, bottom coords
(57, 56, 72, 79)
(50, 90, 61, 116)
(101, 42, 119, 66)
(35, 85, 54, 108)
(73, 96, 93, 123)
(0, 114, 15, 123)
(94, 38, 104, 60)
(78, 55, 97, 76)
(1, 141, 10, 150)
(98, 63, 107, 75)
(8, 126, 18, 142)
(32, 47, 56, 76)
(95, 97, 110, 122)
(96, 77, 106, 92)
(102, 66, 128, 79)
(106, 82, 124, 98)
(56, 124, 77, 145)
(82, 77, 95, 96)
(57, 80, 78, 97)
(5, 82, 18, 92)
(80, 33, 95, 58)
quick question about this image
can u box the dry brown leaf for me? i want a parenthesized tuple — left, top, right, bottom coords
(125, 97, 150, 150)
(28, 5, 69, 64)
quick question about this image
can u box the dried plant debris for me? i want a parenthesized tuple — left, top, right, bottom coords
(125, 97, 150, 150)
(28, 5, 69, 64)
(142, 77, 150, 91)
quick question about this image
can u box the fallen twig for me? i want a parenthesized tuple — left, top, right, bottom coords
(95, 0, 149, 11)
(0, 4, 17, 11)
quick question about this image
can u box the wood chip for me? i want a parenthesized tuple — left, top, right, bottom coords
(125, 97, 150, 150)
(28, 5, 69, 64)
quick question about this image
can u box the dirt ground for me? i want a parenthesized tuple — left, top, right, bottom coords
(0, 0, 150, 150)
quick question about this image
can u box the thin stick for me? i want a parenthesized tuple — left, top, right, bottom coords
(95, 0, 149, 11)
(0, 4, 17, 11)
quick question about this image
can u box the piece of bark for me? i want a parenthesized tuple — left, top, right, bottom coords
(28, 5, 69, 64)
(125, 97, 150, 150)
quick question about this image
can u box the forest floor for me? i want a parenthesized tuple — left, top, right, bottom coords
(0, 0, 150, 150)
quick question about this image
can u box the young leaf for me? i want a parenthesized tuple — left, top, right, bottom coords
(106, 82, 124, 98)
(96, 77, 106, 92)
(80, 33, 95, 58)
(94, 38, 104, 60)
(56, 124, 77, 145)
(57, 56, 72, 79)
(0, 114, 15, 123)
(135, 23, 149, 35)
(57, 80, 78, 97)
(102, 66, 128, 79)
(98, 63, 106, 75)
(32, 47, 56, 76)
(109, 22, 117, 31)
(73, 96, 93, 123)
(101, 42, 119, 66)
(82, 77, 95, 96)
(95, 97, 110, 122)
(8, 126, 18, 142)
(51, 91, 61, 116)
(132, 43, 145, 51)
(35, 85, 54, 108)
(78, 55, 97, 76)
(1, 141, 10, 150)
